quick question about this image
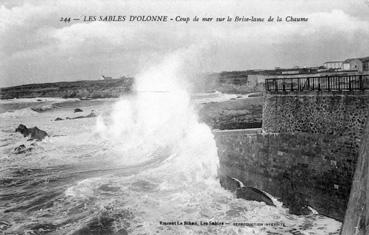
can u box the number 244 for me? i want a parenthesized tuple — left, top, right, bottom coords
(60, 17, 71, 23)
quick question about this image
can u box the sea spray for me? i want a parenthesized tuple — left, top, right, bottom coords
(95, 47, 219, 181)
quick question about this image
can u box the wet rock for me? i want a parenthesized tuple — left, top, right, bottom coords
(74, 108, 83, 113)
(236, 187, 275, 206)
(14, 144, 26, 152)
(55, 117, 63, 121)
(66, 111, 97, 120)
(13, 144, 33, 154)
(15, 124, 48, 141)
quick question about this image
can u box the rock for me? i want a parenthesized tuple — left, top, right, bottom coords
(14, 144, 26, 151)
(15, 124, 48, 141)
(74, 108, 83, 113)
(68, 116, 82, 120)
(55, 117, 63, 121)
(31, 104, 53, 112)
(236, 187, 275, 206)
(14, 144, 33, 154)
(66, 111, 97, 120)
(14, 144, 26, 154)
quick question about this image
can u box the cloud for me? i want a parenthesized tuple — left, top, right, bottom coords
(1, 0, 369, 87)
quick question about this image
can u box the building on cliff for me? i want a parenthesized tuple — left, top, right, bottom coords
(101, 75, 113, 80)
(323, 61, 344, 70)
(323, 56, 369, 72)
(344, 57, 369, 72)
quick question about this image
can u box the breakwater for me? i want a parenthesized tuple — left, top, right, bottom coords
(214, 89, 369, 221)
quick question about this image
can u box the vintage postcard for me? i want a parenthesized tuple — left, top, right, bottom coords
(1, 0, 369, 234)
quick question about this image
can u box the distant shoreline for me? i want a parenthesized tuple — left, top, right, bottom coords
(0, 78, 134, 100)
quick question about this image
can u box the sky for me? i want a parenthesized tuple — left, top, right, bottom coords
(0, 0, 369, 87)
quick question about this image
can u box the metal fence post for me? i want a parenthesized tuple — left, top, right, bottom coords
(327, 76, 330, 91)
(291, 78, 293, 91)
(318, 77, 321, 91)
(307, 77, 310, 90)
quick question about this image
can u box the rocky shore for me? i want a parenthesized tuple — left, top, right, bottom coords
(0, 78, 134, 99)
(198, 96, 263, 130)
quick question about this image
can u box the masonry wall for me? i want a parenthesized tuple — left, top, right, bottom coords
(215, 129, 356, 220)
(263, 93, 369, 150)
(214, 92, 369, 221)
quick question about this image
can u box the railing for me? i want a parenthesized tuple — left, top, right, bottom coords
(265, 74, 369, 93)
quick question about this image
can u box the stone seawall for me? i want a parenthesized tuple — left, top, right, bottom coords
(263, 93, 369, 150)
(215, 92, 369, 221)
(214, 128, 359, 221)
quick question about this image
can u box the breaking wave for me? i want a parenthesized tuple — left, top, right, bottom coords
(95, 48, 219, 182)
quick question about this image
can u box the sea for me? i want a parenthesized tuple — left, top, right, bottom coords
(0, 92, 341, 235)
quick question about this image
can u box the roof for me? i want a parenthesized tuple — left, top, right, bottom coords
(324, 61, 343, 64)
(359, 56, 369, 62)
(344, 56, 369, 62)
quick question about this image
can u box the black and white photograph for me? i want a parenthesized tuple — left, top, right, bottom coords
(0, 0, 369, 234)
